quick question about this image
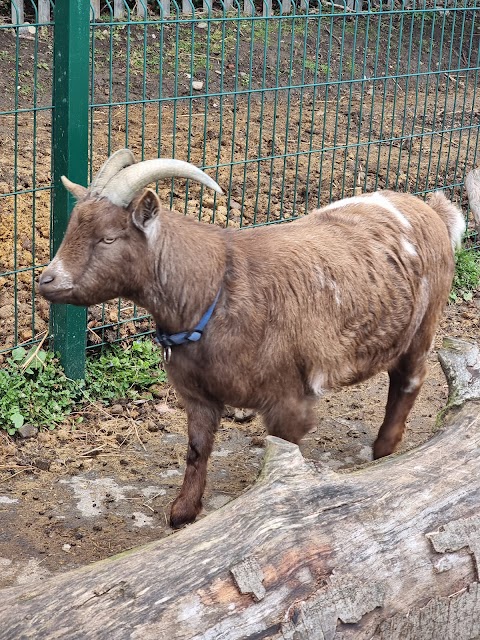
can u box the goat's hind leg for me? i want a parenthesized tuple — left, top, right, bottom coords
(373, 351, 428, 460)
(170, 398, 223, 528)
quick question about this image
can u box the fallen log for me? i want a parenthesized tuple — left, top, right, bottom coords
(0, 338, 479, 640)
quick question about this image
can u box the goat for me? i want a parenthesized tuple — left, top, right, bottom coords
(39, 149, 465, 528)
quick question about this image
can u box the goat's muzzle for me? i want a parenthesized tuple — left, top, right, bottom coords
(38, 265, 74, 303)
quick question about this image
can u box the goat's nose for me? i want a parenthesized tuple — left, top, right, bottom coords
(39, 272, 54, 286)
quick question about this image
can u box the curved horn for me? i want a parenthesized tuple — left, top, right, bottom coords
(61, 176, 88, 200)
(100, 158, 224, 207)
(90, 149, 136, 194)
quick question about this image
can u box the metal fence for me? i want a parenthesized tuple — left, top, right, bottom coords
(0, 0, 479, 376)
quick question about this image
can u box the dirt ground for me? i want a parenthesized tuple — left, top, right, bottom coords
(0, 300, 479, 591)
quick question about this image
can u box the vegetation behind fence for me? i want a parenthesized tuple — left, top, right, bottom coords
(0, 0, 478, 375)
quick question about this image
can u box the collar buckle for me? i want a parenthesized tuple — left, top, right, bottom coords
(155, 288, 221, 362)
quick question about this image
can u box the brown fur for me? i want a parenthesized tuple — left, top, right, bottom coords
(39, 188, 463, 527)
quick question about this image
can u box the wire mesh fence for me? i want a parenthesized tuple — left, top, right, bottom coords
(0, 0, 479, 369)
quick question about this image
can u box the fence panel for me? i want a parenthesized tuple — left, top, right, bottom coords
(0, 3, 55, 363)
(0, 0, 479, 368)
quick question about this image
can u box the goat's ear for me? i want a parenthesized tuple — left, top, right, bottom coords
(131, 189, 161, 231)
(61, 176, 88, 200)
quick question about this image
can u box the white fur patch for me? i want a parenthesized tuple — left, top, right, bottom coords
(310, 372, 326, 397)
(315, 267, 341, 305)
(325, 192, 412, 228)
(402, 376, 421, 394)
(401, 238, 417, 257)
(144, 217, 161, 243)
(50, 258, 73, 288)
(448, 207, 466, 252)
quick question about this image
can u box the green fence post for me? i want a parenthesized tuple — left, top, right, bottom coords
(51, 0, 90, 379)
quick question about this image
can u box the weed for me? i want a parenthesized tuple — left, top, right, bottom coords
(304, 59, 317, 72)
(85, 339, 166, 403)
(18, 85, 32, 98)
(239, 72, 251, 87)
(449, 248, 480, 303)
(193, 53, 208, 74)
(0, 340, 166, 435)
(344, 58, 355, 76)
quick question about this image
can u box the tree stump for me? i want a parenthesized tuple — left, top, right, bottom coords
(0, 339, 479, 639)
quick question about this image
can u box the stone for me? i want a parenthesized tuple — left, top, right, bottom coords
(150, 384, 169, 399)
(17, 423, 38, 439)
(33, 458, 51, 472)
(110, 404, 123, 416)
(0, 305, 14, 321)
(192, 80, 204, 91)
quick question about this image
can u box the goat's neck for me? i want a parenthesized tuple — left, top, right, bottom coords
(139, 209, 227, 334)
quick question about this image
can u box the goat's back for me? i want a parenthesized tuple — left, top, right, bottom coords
(213, 192, 457, 394)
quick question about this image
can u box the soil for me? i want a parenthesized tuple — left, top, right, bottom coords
(0, 11, 479, 592)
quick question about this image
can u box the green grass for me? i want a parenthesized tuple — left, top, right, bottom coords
(450, 248, 480, 303)
(0, 339, 166, 436)
(303, 59, 317, 72)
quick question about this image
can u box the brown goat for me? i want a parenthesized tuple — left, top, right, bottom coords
(39, 150, 465, 528)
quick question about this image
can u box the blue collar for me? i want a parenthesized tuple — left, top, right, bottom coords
(155, 289, 221, 361)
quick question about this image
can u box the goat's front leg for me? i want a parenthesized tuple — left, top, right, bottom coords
(170, 399, 223, 528)
(373, 356, 427, 459)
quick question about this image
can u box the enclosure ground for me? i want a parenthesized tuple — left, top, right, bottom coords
(0, 302, 478, 590)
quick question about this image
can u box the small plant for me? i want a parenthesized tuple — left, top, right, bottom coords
(450, 248, 480, 303)
(0, 346, 79, 435)
(85, 339, 166, 403)
(303, 59, 317, 72)
(0, 339, 166, 436)
(239, 72, 251, 87)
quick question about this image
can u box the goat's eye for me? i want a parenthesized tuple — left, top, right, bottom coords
(103, 237, 116, 244)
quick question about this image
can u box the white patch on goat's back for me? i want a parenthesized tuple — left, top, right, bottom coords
(401, 238, 417, 256)
(324, 192, 412, 228)
(367, 193, 412, 228)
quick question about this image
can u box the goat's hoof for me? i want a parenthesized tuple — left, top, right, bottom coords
(170, 498, 200, 529)
(372, 439, 395, 460)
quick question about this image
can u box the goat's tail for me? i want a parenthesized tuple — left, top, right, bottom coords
(427, 191, 465, 252)
(465, 168, 480, 228)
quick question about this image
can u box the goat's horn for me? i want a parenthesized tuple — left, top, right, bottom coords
(100, 158, 224, 207)
(90, 149, 136, 194)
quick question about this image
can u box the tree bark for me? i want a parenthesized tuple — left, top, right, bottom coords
(1, 338, 480, 640)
